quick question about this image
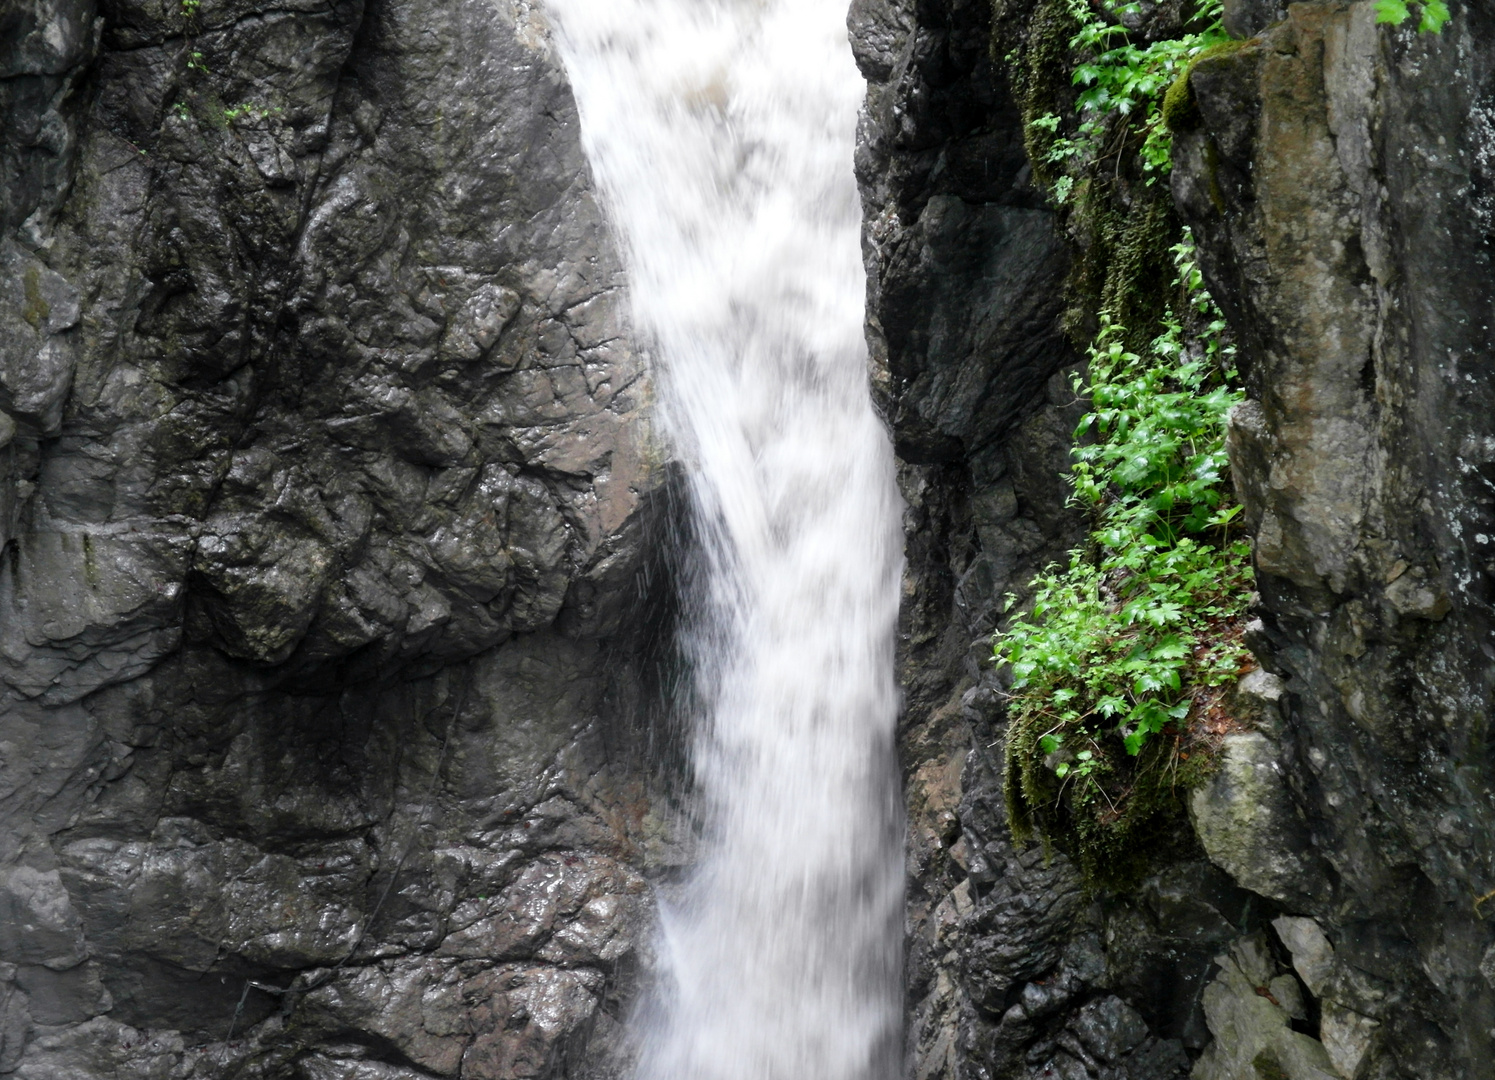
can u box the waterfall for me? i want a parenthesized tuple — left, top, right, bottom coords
(540, 2, 905, 1078)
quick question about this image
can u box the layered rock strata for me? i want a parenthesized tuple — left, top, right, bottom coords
(0, 0, 671, 1076)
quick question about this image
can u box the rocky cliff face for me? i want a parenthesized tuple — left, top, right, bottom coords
(0, 0, 673, 1076)
(1173, 3, 1495, 1076)
(859, 0, 1495, 1079)
(8, 0, 1494, 1076)
(852, 4, 1277, 1080)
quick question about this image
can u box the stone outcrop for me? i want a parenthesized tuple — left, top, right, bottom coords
(1170, 2, 1495, 1076)
(852, 3, 1280, 1079)
(1187, 674, 1330, 910)
(1188, 932, 1337, 1080)
(0, 0, 672, 1075)
(855, 0, 1495, 1076)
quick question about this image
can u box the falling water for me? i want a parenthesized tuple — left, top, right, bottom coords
(541, 2, 905, 1078)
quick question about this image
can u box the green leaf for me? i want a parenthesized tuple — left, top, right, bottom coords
(1149, 635, 1189, 661)
(1419, 0, 1450, 31)
(990, 0, 1257, 847)
(1375, 0, 1411, 22)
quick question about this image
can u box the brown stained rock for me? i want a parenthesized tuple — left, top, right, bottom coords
(461, 965, 603, 1080)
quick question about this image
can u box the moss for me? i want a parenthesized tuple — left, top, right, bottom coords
(22, 267, 49, 330)
(82, 533, 99, 588)
(1097, 191, 1179, 341)
(1161, 67, 1200, 132)
(1251, 1052, 1291, 1080)
(1010, 0, 1084, 190)
(993, 0, 1188, 352)
(1162, 39, 1252, 133)
(1005, 695, 1220, 889)
(1204, 138, 1228, 214)
(990, 0, 1252, 888)
(1057, 180, 1180, 350)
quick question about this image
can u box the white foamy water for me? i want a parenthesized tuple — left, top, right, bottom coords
(540, 2, 905, 1078)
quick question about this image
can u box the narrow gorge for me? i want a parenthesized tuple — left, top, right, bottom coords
(1, 0, 1493, 1078)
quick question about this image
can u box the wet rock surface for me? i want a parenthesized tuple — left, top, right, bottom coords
(1172, 2, 1495, 1075)
(860, 0, 1495, 1073)
(0, 0, 672, 1075)
(853, 2, 1279, 1078)
(6, 0, 1492, 1074)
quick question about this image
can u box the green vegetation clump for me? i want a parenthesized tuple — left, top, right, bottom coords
(989, 0, 1453, 885)
(1015, 0, 1230, 203)
(1374, 0, 1450, 31)
(997, 0, 1230, 349)
(989, 0, 1261, 884)
(996, 240, 1252, 885)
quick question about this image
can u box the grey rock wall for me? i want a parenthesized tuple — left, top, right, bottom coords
(0, 0, 675, 1075)
(1173, 2, 1495, 1076)
(852, 3, 1275, 1079)
(861, 0, 1495, 1075)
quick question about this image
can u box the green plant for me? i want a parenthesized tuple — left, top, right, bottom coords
(997, 0, 1219, 349)
(1374, 0, 1450, 31)
(179, 0, 199, 15)
(1029, 0, 1229, 201)
(995, 237, 1253, 885)
(221, 102, 281, 123)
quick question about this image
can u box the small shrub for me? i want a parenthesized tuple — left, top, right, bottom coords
(995, 238, 1253, 886)
(1027, 0, 1231, 202)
